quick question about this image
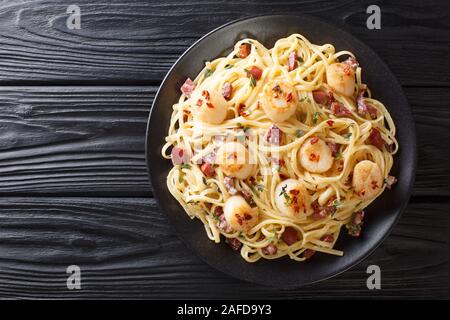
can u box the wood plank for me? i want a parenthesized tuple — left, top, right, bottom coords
(0, 0, 449, 85)
(0, 86, 448, 196)
(0, 197, 448, 299)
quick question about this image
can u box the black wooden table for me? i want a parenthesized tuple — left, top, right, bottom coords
(0, 0, 449, 299)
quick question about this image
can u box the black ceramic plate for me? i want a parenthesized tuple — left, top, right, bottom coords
(146, 14, 417, 287)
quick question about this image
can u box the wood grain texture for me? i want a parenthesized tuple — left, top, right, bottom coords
(0, 86, 448, 196)
(0, 197, 448, 299)
(0, 0, 449, 85)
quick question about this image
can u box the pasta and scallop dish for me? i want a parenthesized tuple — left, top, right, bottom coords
(162, 33, 398, 262)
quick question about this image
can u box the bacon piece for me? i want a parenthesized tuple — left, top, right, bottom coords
(281, 227, 299, 246)
(224, 176, 238, 195)
(312, 90, 329, 105)
(200, 162, 215, 177)
(226, 237, 242, 251)
(368, 127, 385, 150)
(357, 88, 378, 119)
(326, 141, 340, 157)
(180, 78, 195, 98)
(311, 200, 336, 220)
(240, 188, 254, 206)
(346, 211, 365, 237)
(265, 124, 282, 145)
(247, 66, 262, 80)
(321, 234, 335, 243)
(262, 243, 278, 255)
(171, 147, 190, 165)
(288, 51, 298, 71)
(331, 101, 352, 117)
(239, 43, 251, 58)
(385, 175, 398, 189)
(222, 82, 232, 100)
(303, 249, 316, 259)
(342, 56, 359, 70)
(213, 206, 223, 217)
(217, 214, 233, 233)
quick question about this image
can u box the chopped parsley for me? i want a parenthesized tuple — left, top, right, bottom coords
(295, 129, 304, 138)
(224, 64, 234, 69)
(279, 185, 292, 205)
(313, 111, 321, 124)
(343, 133, 352, 140)
(180, 163, 191, 169)
(204, 68, 214, 77)
(250, 76, 257, 88)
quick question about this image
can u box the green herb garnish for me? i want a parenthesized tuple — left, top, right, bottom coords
(204, 68, 214, 77)
(313, 112, 321, 124)
(295, 129, 304, 138)
(180, 163, 191, 169)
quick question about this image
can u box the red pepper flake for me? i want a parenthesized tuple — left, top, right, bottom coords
(279, 173, 289, 180)
(309, 153, 320, 162)
(310, 136, 319, 144)
(286, 92, 293, 102)
(237, 103, 247, 116)
(206, 102, 215, 109)
(196, 99, 203, 107)
(326, 119, 334, 127)
(289, 189, 300, 196)
(343, 64, 352, 75)
(239, 43, 251, 58)
(371, 180, 379, 190)
(202, 90, 210, 100)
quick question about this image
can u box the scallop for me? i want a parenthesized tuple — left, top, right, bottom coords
(224, 195, 259, 232)
(326, 63, 356, 96)
(274, 179, 312, 217)
(260, 79, 298, 123)
(352, 160, 383, 200)
(190, 87, 228, 124)
(215, 142, 254, 179)
(299, 137, 334, 173)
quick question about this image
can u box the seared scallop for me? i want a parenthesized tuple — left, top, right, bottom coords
(215, 142, 254, 179)
(274, 179, 312, 217)
(224, 195, 259, 232)
(352, 160, 383, 200)
(190, 87, 228, 124)
(260, 79, 298, 123)
(299, 137, 333, 173)
(326, 63, 356, 97)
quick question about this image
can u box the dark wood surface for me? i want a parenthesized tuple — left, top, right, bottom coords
(0, 0, 449, 299)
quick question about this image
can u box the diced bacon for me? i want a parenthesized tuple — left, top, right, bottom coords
(262, 243, 278, 255)
(171, 147, 190, 165)
(288, 51, 298, 71)
(239, 43, 251, 58)
(321, 234, 335, 243)
(213, 206, 223, 217)
(265, 124, 282, 145)
(386, 175, 398, 189)
(310, 136, 319, 144)
(237, 103, 249, 117)
(326, 141, 340, 157)
(217, 214, 233, 233)
(222, 82, 232, 100)
(180, 78, 195, 98)
(200, 162, 215, 177)
(357, 88, 378, 119)
(303, 249, 316, 259)
(368, 128, 385, 150)
(226, 237, 242, 250)
(247, 66, 262, 80)
(224, 176, 238, 195)
(312, 90, 329, 105)
(240, 188, 253, 203)
(331, 101, 352, 117)
(342, 56, 359, 70)
(281, 227, 299, 246)
(311, 200, 336, 220)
